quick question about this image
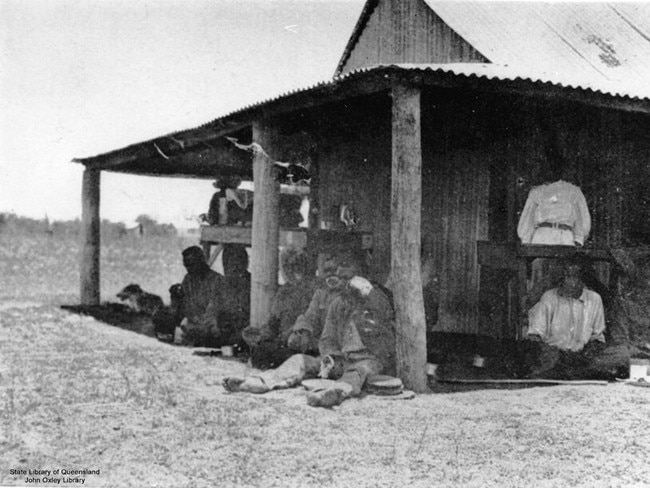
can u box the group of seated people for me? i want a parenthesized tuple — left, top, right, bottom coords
(160, 235, 627, 408)
(161, 243, 396, 408)
(225, 247, 396, 408)
(157, 244, 251, 349)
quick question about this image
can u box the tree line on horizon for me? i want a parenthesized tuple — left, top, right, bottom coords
(0, 213, 178, 239)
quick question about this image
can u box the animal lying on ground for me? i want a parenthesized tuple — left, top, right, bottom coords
(116, 284, 184, 342)
(117, 284, 164, 316)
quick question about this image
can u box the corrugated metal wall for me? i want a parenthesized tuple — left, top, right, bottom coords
(341, 0, 487, 75)
(315, 100, 393, 283)
(422, 149, 489, 335)
(520, 103, 650, 250)
(314, 105, 490, 336)
(296, 88, 650, 339)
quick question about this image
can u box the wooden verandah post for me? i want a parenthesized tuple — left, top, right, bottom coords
(391, 80, 428, 393)
(250, 121, 281, 329)
(80, 166, 101, 305)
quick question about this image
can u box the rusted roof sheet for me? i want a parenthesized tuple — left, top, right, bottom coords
(426, 1, 650, 100)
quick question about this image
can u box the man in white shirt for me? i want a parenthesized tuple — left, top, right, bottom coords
(525, 257, 627, 379)
(528, 263, 605, 351)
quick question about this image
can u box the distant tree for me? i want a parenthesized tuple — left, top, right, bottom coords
(133, 214, 177, 237)
(135, 214, 156, 228)
(0, 213, 176, 240)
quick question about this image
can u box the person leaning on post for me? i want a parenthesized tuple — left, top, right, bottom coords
(241, 247, 317, 369)
(222, 249, 396, 408)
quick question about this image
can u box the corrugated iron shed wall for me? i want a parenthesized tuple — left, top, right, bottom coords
(291, 86, 649, 338)
(313, 92, 490, 335)
(420, 91, 493, 335)
(423, 149, 489, 335)
(341, 0, 487, 75)
(314, 95, 393, 282)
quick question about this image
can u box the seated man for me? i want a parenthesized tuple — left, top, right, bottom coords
(524, 256, 628, 379)
(151, 283, 184, 342)
(284, 253, 349, 355)
(178, 246, 224, 347)
(223, 251, 395, 408)
(218, 244, 251, 349)
(241, 248, 316, 369)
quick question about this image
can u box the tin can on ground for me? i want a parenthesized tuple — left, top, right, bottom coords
(173, 326, 184, 345)
(426, 363, 438, 377)
(629, 358, 649, 380)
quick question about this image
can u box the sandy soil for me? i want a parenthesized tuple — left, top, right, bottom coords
(1, 302, 650, 488)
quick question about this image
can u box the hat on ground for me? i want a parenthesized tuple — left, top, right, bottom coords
(365, 375, 404, 396)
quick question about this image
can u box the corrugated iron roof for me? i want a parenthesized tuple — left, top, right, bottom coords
(75, 63, 650, 168)
(425, 1, 650, 100)
(76, 1, 650, 167)
(199, 62, 650, 123)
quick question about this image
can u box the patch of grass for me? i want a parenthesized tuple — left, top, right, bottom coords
(0, 232, 194, 304)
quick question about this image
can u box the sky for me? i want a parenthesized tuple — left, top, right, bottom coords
(0, 0, 364, 228)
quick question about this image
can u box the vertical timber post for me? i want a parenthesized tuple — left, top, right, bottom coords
(80, 167, 101, 305)
(250, 120, 281, 329)
(391, 80, 428, 393)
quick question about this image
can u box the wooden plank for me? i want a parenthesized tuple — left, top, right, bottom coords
(206, 244, 223, 268)
(306, 230, 373, 253)
(438, 378, 608, 386)
(279, 184, 310, 196)
(477, 241, 518, 270)
(391, 80, 428, 393)
(250, 121, 281, 329)
(517, 245, 611, 260)
(200, 226, 307, 248)
(517, 258, 528, 341)
(477, 241, 612, 266)
(80, 167, 101, 305)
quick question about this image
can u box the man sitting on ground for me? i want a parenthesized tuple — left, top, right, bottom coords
(178, 246, 224, 347)
(219, 244, 251, 349)
(284, 252, 349, 355)
(223, 252, 395, 408)
(525, 256, 629, 379)
(241, 248, 316, 369)
(243, 250, 350, 363)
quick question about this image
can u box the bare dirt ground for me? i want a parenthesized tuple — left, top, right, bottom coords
(1, 233, 650, 487)
(2, 303, 650, 488)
